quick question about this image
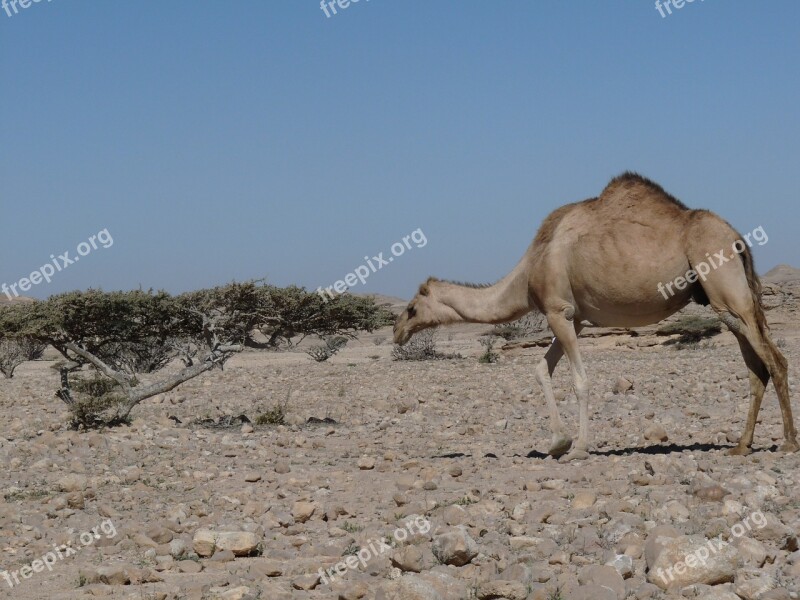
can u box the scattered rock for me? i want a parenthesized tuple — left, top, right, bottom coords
(431, 527, 479, 566)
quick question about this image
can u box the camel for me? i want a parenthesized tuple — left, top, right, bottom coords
(393, 172, 798, 461)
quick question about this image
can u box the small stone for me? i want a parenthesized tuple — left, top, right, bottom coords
(578, 565, 626, 598)
(644, 424, 669, 442)
(613, 377, 633, 394)
(477, 580, 527, 600)
(379, 575, 444, 600)
(66, 491, 85, 509)
(571, 491, 596, 509)
(176, 559, 201, 574)
(647, 534, 738, 589)
(292, 501, 317, 523)
(147, 526, 174, 544)
(210, 549, 236, 562)
(357, 456, 375, 470)
(605, 554, 634, 579)
(169, 539, 187, 559)
(694, 484, 729, 502)
(207, 586, 251, 600)
(432, 527, 479, 566)
(215, 531, 259, 557)
(193, 530, 216, 557)
(57, 474, 88, 492)
(391, 545, 424, 572)
(292, 573, 320, 590)
(340, 582, 370, 599)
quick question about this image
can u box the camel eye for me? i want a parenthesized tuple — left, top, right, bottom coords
(407, 306, 416, 318)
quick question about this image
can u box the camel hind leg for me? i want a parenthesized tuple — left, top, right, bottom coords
(687, 248, 797, 451)
(686, 212, 797, 453)
(726, 325, 769, 454)
(718, 311, 797, 453)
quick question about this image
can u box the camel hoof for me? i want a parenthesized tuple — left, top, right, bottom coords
(727, 444, 752, 456)
(779, 439, 800, 453)
(548, 435, 573, 458)
(559, 448, 589, 463)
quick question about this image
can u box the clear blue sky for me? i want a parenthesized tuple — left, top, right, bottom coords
(2, 1, 798, 300)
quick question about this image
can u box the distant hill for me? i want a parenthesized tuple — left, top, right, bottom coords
(763, 264, 800, 284)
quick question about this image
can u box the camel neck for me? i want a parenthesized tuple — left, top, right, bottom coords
(435, 261, 532, 324)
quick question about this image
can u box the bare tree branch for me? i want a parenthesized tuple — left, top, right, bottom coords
(63, 342, 135, 389)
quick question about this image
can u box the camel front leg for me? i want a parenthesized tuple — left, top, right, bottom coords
(535, 336, 571, 457)
(547, 312, 590, 462)
(535, 319, 584, 458)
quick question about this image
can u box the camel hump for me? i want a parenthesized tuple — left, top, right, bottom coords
(601, 171, 690, 210)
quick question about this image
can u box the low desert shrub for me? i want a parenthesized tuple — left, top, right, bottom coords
(392, 330, 461, 361)
(306, 336, 348, 362)
(492, 313, 547, 340)
(255, 387, 291, 425)
(478, 336, 499, 363)
(68, 372, 130, 428)
(657, 315, 721, 344)
(0, 339, 25, 379)
(255, 405, 286, 425)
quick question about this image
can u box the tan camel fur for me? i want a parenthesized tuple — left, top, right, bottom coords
(393, 172, 798, 461)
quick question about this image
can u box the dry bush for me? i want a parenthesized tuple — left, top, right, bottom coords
(306, 336, 348, 362)
(0, 339, 26, 379)
(392, 330, 461, 361)
(68, 372, 129, 428)
(0, 337, 45, 378)
(255, 387, 291, 425)
(657, 315, 721, 344)
(478, 336, 500, 363)
(20, 337, 47, 361)
(492, 312, 547, 340)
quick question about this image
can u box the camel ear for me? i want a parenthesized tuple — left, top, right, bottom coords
(419, 276, 438, 296)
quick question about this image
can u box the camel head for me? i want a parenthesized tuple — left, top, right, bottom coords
(393, 277, 452, 345)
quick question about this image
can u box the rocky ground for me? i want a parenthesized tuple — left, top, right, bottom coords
(1, 290, 799, 600)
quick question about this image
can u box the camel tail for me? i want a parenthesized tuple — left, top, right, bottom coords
(740, 242, 768, 337)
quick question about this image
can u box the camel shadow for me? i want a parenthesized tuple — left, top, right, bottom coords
(434, 444, 781, 461)
(525, 441, 780, 459)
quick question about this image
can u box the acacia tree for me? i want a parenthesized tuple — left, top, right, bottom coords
(250, 284, 394, 348)
(0, 304, 46, 378)
(181, 281, 394, 348)
(3, 289, 244, 425)
(0, 282, 393, 426)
